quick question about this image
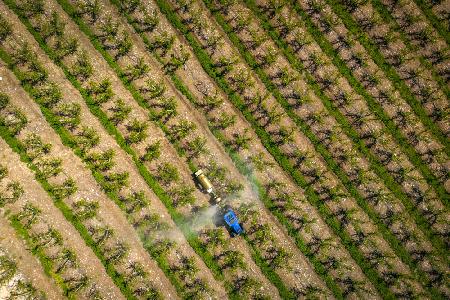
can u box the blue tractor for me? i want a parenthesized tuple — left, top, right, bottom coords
(194, 169, 244, 237)
(223, 208, 244, 236)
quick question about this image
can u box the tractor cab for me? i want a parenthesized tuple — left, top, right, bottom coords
(223, 208, 244, 236)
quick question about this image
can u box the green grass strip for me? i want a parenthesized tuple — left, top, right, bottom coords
(370, 0, 450, 111)
(204, 1, 446, 297)
(411, 0, 450, 46)
(325, 0, 449, 207)
(155, 1, 400, 298)
(245, 0, 449, 271)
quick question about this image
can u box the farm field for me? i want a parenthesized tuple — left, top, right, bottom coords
(0, 0, 448, 299)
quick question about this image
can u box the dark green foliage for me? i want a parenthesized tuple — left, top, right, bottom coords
(141, 141, 161, 162)
(72, 199, 99, 221)
(86, 149, 115, 171)
(156, 163, 179, 184)
(0, 93, 9, 110)
(86, 79, 113, 104)
(51, 178, 77, 200)
(1, 108, 27, 136)
(126, 118, 148, 144)
(108, 98, 132, 125)
(102, 172, 129, 192)
(0, 182, 24, 207)
(23, 133, 52, 161)
(169, 185, 195, 207)
(0, 15, 11, 42)
(74, 126, 100, 151)
(69, 50, 93, 81)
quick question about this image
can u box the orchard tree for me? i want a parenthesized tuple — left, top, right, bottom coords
(230, 129, 252, 151)
(72, 199, 99, 221)
(210, 112, 236, 130)
(0, 255, 16, 285)
(35, 157, 62, 179)
(0, 16, 11, 42)
(102, 172, 129, 192)
(125, 57, 149, 82)
(34, 82, 62, 108)
(151, 32, 175, 56)
(40, 12, 65, 40)
(108, 98, 131, 125)
(156, 163, 179, 184)
(15, 203, 41, 229)
(143, 79, 166, 99)
(119, 0, 141, 13)
(170, 185, 195, 207)
(51, 178, 77, 200)
(89, 225, 114, 246)
(121, 191, 148, 213)
(126, 119, 149, 144)
(0, 182, 24, 207)
(64, 274, 89, 293)
(187, 136, 208, 159)
(153, 97, 178, 123)
(135, 8, 160, 33)
(3, 109, 28, 136)
(76, 0, 101, 23)
(70, 50, 93, 81)
(75, 126, 100, 151)
(54, 249, 77, 274)
(86, 79, 113, 104)
(31, 227, 62, 249)
(53, 37, 79, 61)
(18, 0, 44, 18)
(55, 102, 81, 130)
(141, 141, 161, 162)
(169, 120, 196, 141)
